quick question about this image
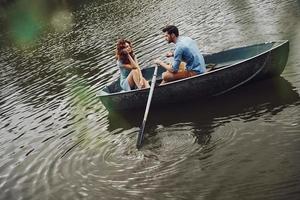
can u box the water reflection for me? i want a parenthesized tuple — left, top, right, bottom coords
(107, 77, 299, 144)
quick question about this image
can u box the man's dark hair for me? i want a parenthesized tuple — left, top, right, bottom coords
(162, 25, 179, 37)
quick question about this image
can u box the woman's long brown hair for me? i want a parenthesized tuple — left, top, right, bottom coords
(116, 39, 135, 64)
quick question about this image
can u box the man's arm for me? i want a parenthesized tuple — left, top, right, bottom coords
(154, 59, 174, 72)
(154, 47, 182, 72)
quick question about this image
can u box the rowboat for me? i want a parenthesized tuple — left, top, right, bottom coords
(99, 40, 289, 111)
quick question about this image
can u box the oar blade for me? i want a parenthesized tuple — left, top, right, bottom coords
(136, 120, 146, 149)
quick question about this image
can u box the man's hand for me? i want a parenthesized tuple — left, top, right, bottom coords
(154, 59, 163, 66)
(166, 51, 173, 57)
(154, 59, 173, 72)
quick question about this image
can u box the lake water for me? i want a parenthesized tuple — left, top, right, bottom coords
(1, 0, 300, 199)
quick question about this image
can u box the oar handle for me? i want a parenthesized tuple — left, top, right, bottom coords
(136, 66, 158, 149)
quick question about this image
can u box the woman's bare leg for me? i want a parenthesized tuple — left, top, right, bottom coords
(127, 69, 147, 89)
(143, 78, 150, 88)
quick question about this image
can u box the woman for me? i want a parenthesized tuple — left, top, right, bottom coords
(116, 39, 149, 91)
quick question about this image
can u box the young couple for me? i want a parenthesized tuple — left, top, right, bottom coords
(116, 25, 206, 91)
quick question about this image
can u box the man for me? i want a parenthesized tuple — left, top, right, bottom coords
(154, 25, 206, 84)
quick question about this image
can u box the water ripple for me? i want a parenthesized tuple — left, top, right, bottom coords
(1, 0, 300, 199)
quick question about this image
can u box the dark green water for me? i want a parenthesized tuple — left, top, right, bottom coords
(1, 0, 300, 199)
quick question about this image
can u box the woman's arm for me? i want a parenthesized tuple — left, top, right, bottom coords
(128, 54, 143, 79)
(127, 54, 139, 69)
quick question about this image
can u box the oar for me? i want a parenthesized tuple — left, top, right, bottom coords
(136, 65, 158, 149)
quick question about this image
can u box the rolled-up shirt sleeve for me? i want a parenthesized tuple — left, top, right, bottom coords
(172, 47, 183, 72)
